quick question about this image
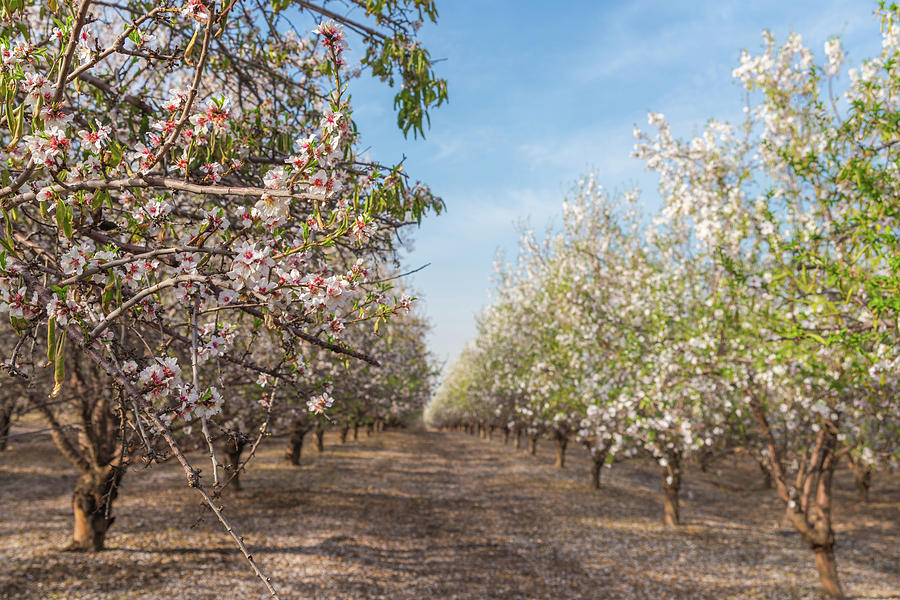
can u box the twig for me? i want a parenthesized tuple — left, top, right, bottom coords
(364, 262, 430, 285)
(215, 377, 279, 496)
(53, 0, 93, 103)
(55, 246, 230, 287)
(3, 176, 322, 211)
(88, 274, 210, 339)
(193, 295, 219, 486)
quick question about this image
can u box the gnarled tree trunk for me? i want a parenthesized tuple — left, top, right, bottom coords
(751, 396, 845, 599)
(785, 430, 844, 599)
(67, 465, 123, 551)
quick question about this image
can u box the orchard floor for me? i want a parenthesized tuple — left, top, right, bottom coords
(1, 427, 898, 600)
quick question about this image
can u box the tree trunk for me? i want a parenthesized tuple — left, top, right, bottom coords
(663, 478, 680, 527)
(813, 545, 844, 600)
(503, 428, 510, 445)
(339, 426, 349, 444)
(698, 448, 711, 472)
(554, 433, 568, 469)
(528, 436, 538, 456)
(487, 425, 494, 441)
(315, 428, 325, 452)
(66, 465, 123, 551)
(589, 448, 608, 490)
(759, 460, 773, 490)
(0, 405, 12, 451)
(854, 469, 871, 503)
(285, 423, 306, 466)
(353, 424, 359, 441)
(367, 423, 374, 436)
(515, 429, 522, 449)
(751, 399, 845, 599)
(847, 456, 872, 503)
(662, 452, 682, 526)
(224, 439, 246, 490)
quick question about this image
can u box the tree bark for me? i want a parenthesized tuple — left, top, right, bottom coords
(698, 448, 712, 473)
(589, 448, 608, 490)
(854, 469, 871, 503)
(487, 425, 494, 441)
(515, 429, 522, 449)
(285, 422, 307, 466)
(759, 460, 773, 490)
(315, 427, 325, 452)
(367, 422, 374, 436)
(0, 404, 12, 451)
(528, 435, 538, 456)
(750, 395, 845, 598)
(353, 424, 359, 441)
(224, 438, 246, 490)
(813, 545, 844, 600)
(663, 478, 680, 527)
(847, 456, 872, 503)
(503, 427, 510, 445)
(339, 426, 349, 444)
(662, 452, 682, 526)
(66, 465, 122, 551)
(554, 433, 568, 469)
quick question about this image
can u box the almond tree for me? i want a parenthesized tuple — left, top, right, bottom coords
(633, 18, 900, 596)
(0, 0, 446, 595)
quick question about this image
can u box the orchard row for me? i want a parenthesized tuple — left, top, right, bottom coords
(425, 11, 900, 600)
(0, 1, 442, 596)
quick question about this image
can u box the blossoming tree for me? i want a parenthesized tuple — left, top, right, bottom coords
(429, 13, 900, 600)
(0, 0, 446, 594)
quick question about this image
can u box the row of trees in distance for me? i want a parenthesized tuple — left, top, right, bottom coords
(426, 8, 900, 599)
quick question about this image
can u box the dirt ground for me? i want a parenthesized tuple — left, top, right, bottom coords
(0, 425, 898, 600)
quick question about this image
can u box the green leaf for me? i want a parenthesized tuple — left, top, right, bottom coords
(47, 318, 56, 363)
(56, 199, 72, 240)
(50, 330, 65, 397)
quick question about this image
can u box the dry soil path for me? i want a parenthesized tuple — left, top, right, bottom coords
(1, 427, 898, 599)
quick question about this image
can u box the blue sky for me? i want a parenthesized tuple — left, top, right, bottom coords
(349, 1, 882, 371)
